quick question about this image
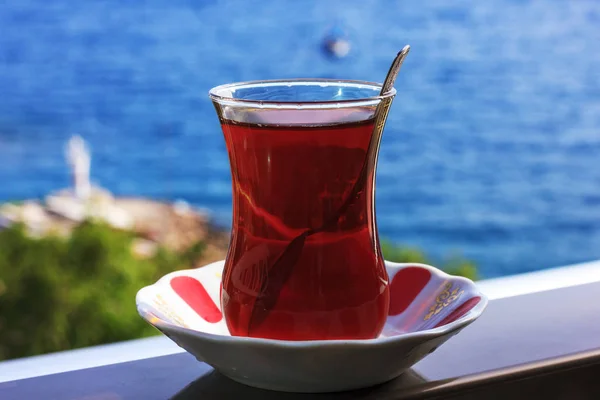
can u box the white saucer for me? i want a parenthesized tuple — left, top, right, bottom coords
(136, 260, 487, 393)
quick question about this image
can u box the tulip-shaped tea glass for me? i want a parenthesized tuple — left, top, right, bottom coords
(210, 79, 396, 341)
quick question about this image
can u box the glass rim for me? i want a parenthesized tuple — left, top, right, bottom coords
(208, 78, 396, 109)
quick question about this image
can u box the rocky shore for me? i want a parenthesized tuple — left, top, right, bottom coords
(0, 195, 230, 267)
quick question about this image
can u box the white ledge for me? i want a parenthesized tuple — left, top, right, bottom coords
(0, 336, 183, 384)
(1, 259, 599, 383)
(475, 259, 600, 300)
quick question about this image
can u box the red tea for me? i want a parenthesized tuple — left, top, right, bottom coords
(220, 118, 389, 340)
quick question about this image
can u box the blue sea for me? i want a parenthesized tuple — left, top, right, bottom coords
(1, 0, 599, 278)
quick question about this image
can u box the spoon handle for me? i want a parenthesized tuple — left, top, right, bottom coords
(380, 45, 410, 96)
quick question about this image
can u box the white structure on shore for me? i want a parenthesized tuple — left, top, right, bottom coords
(66, 135, 92, 201)
(45, 135, 133, 229)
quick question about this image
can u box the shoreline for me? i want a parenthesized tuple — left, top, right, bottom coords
(0, 194, 230, 267)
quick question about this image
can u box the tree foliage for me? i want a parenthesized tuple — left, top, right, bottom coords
(0, 222, 199, 361)
(380, 240, 479, 281)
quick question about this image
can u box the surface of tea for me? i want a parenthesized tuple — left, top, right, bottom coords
(220, 119, 389, 340)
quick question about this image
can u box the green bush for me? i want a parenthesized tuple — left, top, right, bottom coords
(0, 221, 201, 361)
(380, 240, 479, 281)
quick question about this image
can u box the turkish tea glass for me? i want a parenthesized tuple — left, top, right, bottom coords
(209, 79, 396, 340)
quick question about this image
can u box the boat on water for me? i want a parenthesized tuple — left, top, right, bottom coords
(322, 24, 351, 59)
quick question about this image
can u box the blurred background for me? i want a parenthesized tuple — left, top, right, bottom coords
(0, 0, 599, 360)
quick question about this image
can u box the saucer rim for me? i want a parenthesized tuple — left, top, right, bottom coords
(136, 259, 488, 347)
